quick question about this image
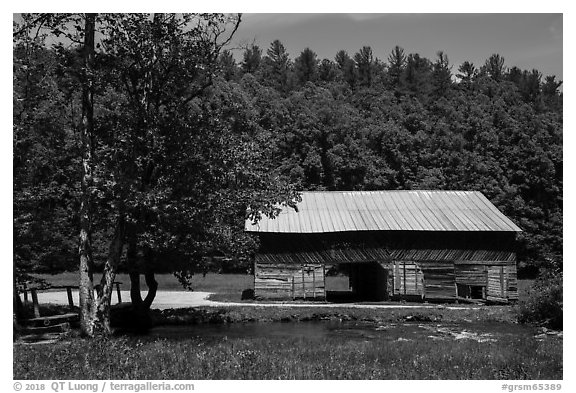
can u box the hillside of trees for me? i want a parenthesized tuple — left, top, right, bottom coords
(219, 42, 562, 276)
(14, 15, 562, 291)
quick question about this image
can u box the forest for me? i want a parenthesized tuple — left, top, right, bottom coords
(13, 14, 562, 334)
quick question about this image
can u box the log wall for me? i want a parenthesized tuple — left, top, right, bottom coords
(254, 263, 325, 299)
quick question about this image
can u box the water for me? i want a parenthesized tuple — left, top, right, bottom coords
(146, 320, 539, 343)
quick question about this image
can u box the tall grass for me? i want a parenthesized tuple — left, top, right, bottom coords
(14, 333, 561, 380)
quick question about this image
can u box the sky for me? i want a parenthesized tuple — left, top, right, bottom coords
(232, 13, 563, 80)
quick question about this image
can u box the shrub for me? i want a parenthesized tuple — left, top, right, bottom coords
(517, 272, 563, 330)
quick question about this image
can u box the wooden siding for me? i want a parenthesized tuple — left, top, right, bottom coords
(507, 264, 519, 301)
(420, 262, 457, 300)
(255, 263, 325, 299)
(392, 261, 424, 298)
(252, 231, 518, 302)
(487, 265, 508, 302)
(455, 264, 487, 286)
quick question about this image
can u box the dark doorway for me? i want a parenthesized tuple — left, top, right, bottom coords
(326, 262, 388, 302)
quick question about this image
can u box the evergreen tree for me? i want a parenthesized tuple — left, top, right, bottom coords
(335, 50, 356, 88)
(218, 50, 238, 81)
(294, 47, 318, 86)
(456, 61, 476, 84)
(261, 39, 292, 92)
(483, 53, 506, 82)
(241, 44, 262, 74)
(432, 51, 452, 96)
(354, 46, 374, 88)
(387, 45, 406, 88)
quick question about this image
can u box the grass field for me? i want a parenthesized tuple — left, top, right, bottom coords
(13, 331, 561, 379)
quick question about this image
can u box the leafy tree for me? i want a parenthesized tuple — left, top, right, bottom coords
(14, 13, 300, 336)
(318, 58, 339, 83)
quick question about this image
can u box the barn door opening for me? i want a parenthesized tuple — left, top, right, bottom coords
(325, 262, 388, 302)
(392, 261, 424, 300)
(349, 262, 389, 301)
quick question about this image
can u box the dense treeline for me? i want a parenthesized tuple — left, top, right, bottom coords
(14, 19, 562, 284)
(218, 41, 562, 276)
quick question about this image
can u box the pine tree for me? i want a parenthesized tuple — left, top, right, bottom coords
(294, 47, 318, 86)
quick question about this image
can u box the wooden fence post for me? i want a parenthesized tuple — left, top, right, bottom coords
(115, 282, 122, 303)
(31, 289, 40, 318)
(66, 287, 74, 308)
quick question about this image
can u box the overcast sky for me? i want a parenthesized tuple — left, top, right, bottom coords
(232, 14, 563, 80)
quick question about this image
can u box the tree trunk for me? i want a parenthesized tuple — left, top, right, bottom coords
(13, 275, 23, 324)
(78, 13, 97, 337)
(96, 217, 125, 335)
(129, 271, 143, 306)
(126, 246, 158, 331)
(143, 272, 158, 309)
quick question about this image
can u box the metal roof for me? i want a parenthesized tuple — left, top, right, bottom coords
(245, 190, 522, 233)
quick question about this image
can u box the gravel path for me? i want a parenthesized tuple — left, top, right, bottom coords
(29, 290, 478, 310)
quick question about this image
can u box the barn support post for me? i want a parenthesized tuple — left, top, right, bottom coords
(323, 264, 326, 300)
(403, 261, 407, 296)
(312, 269, 316, 299)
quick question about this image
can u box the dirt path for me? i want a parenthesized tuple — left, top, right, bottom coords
(30, 290, 478, 310)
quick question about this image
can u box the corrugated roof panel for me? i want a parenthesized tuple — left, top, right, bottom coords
(404, 191, 436, 231)
(437, 191, 478, 231)
(378, 192, 411, 230)
(364, 191, 392, 231)
(414, 192, 447, 231)
(352, 192, 379, 231)
(333, 193, 356, 231)
(436, 192, 471, 231)
(339, 193, 363, 231)
(330, 193, 349, 232)
(389, 191, 419, 230)
(466, 192, 502, 231)
(449, 191, 484, 231)
(316, 193, 334, 233)
(245, 190, 521, 233)
(475, 192, 522, 232)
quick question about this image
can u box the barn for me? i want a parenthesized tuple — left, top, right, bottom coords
(244, 190, 522, 303)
